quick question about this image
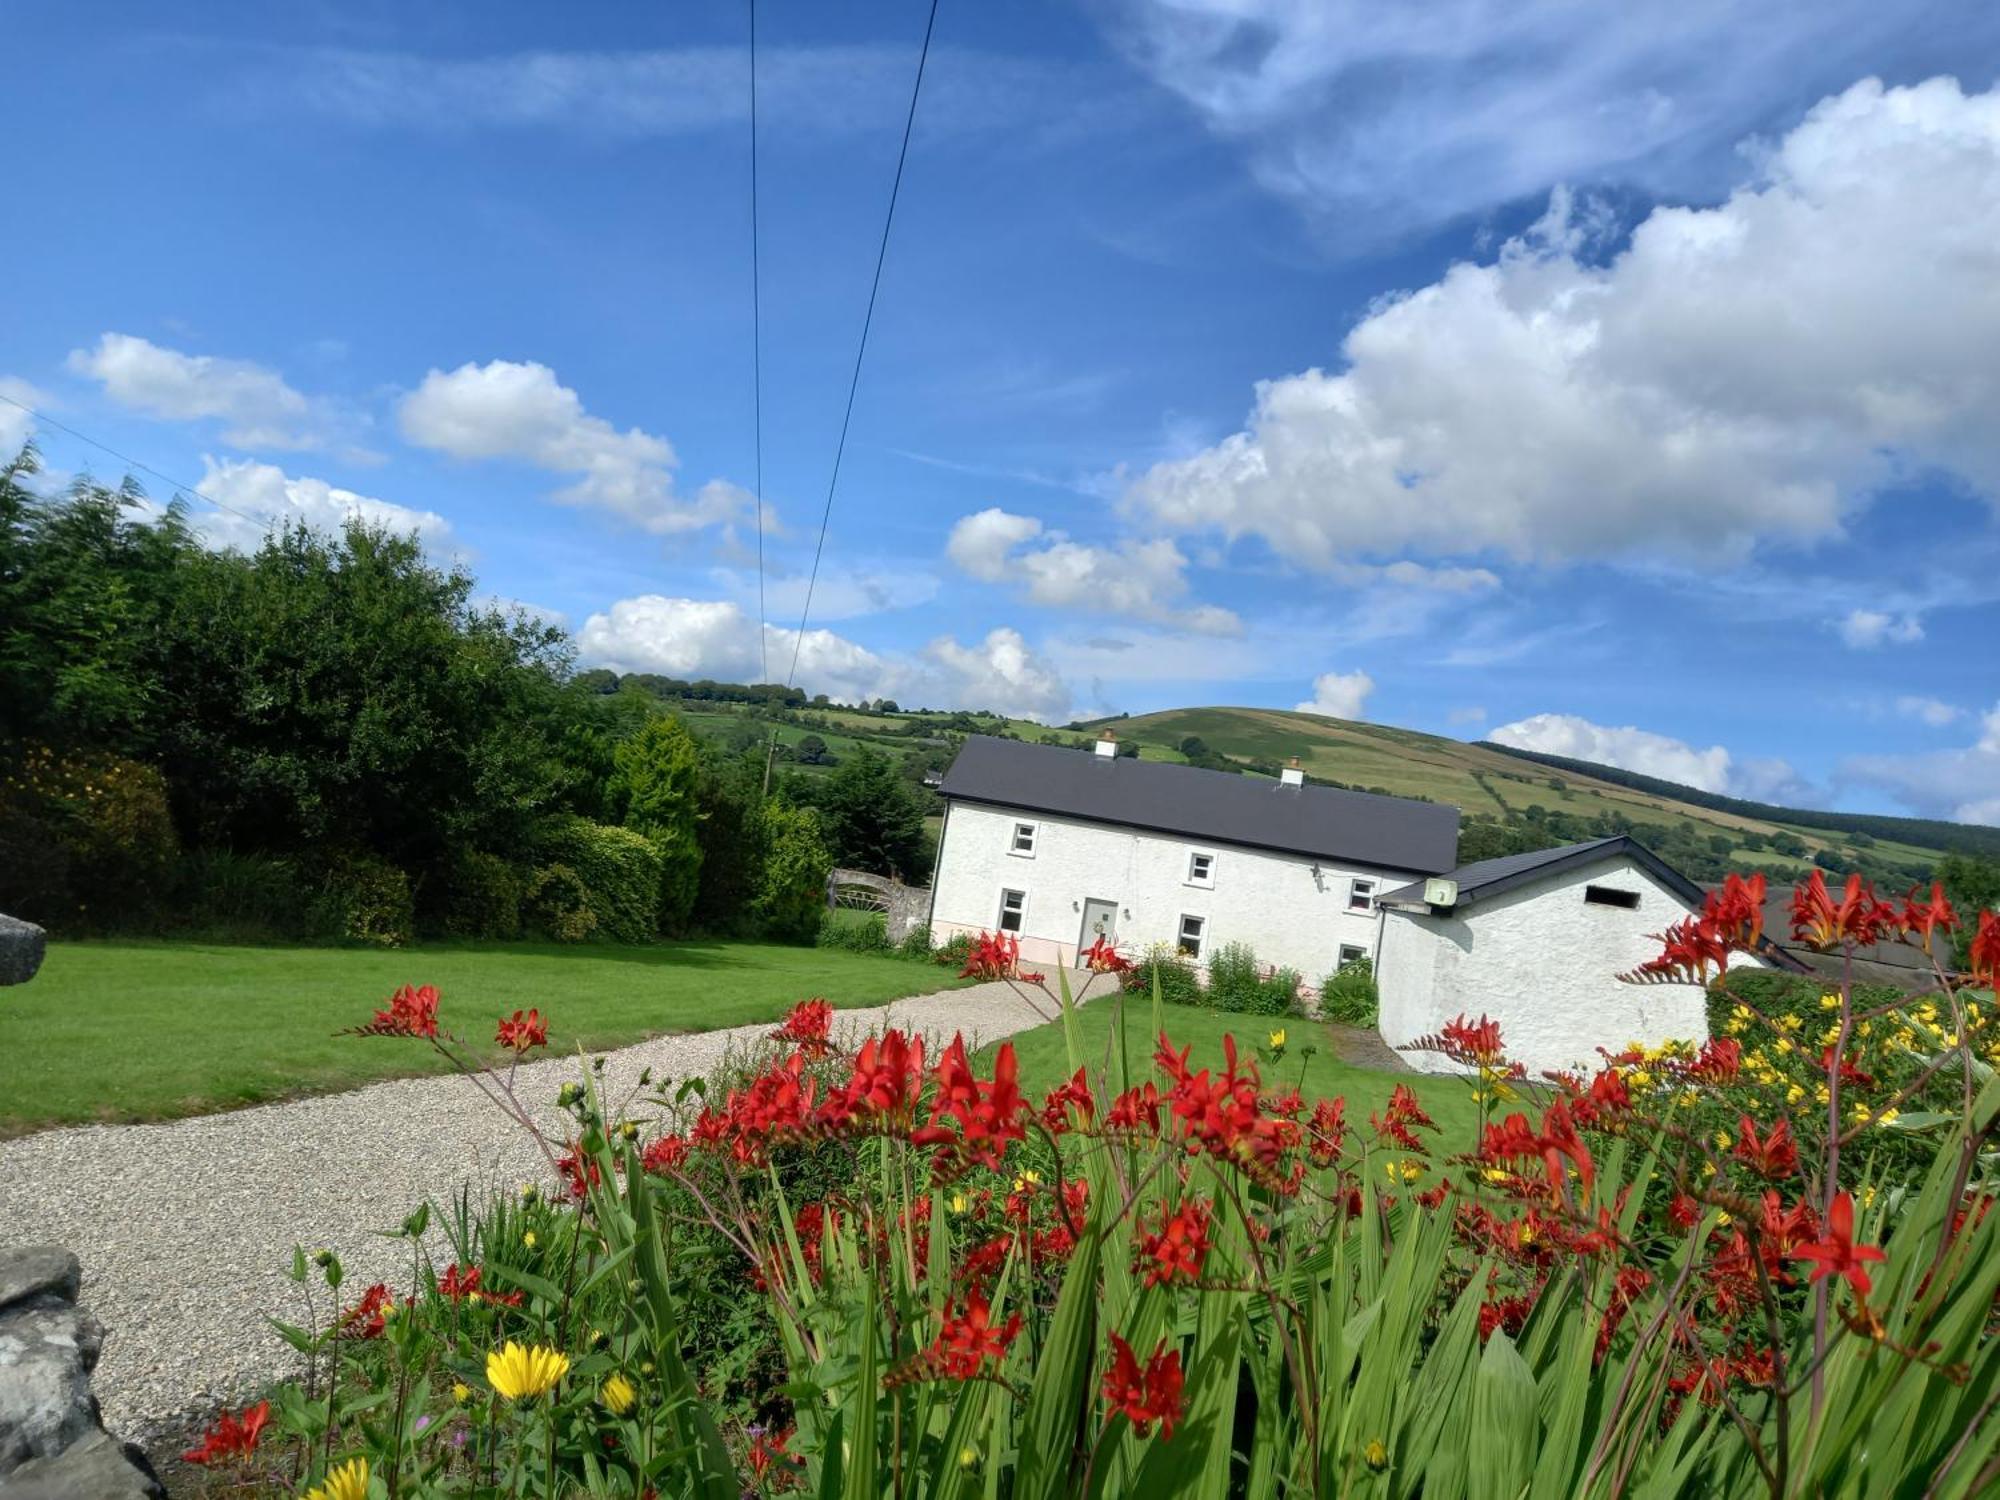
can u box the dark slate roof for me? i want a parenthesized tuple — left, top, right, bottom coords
(1378, 835, 1706, 911)
(940, 736, 1459, 873)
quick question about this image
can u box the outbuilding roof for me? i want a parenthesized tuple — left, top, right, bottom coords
(1377, 835, 1705, 911)
(939, 735, 1460, 873)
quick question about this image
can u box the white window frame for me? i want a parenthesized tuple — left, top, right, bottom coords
(1347, 877, 1376, 913)
(1177, 913, 1206, 960)
(1008, 821, 1038, 858)
(997, 888, 1028, 933)
(1337, 943, 1368, 970)
(1186, 849, 1216, 888)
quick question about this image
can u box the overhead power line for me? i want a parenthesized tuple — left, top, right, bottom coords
(0, 390, 283, 535)
(783, 0, 940, 689)
(748, 0, 769, 684)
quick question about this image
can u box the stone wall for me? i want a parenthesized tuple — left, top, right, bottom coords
(826, 869, 931, 946)
(0, 1247, 164, 1498)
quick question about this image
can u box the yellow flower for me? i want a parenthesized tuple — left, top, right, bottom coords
(1779, 1014, 1803, 1033)
(1268, 1028, 1287, 1050)
(1012, 1170, 1041, 1194)
(1785, 1084, 1805, 1106)
(487, 1341, 571, 1402)
(600, 1372, 637, 1415)
(959, 1445, 980, 1470)
(1820, 993, 1841, 1011)
(1713, 1130, 1733, 1151)
(1875, 1107, 1900, 1128)
(1386, 1159, 1423, 1185)
(1627, 1068, 1654, 1091)
(522, 1231, 538, 1249)
(1364, 1438, 1390, 1471)
(303, 1458, 370, 1500)
(949, 1191, 969, 1214)
(1482, 1167, 1511, 1184)
(451, 1381, 472, 1404)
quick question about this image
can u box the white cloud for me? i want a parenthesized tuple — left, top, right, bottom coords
(715, 561, 939, 624)
(0, 377, 43, 455)
(1126, 78, 2000, 568)
(945, 506, 1240, 633)
(1295, 669, 1374, 721)
(164, 457, 454, 552)
(1837, 608, 1924, 649)
(67, 333, 326, 450)
(1894, 695, 1964, 728)
(400, 360, 746, 534)
(1490, 711, 1812, 802)
(1096, 1, 1983, 238)
(576, 595, 1073, 721)
(1843, 702, 2000, 825)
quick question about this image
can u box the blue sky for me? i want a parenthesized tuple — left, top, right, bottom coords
(6, 1, 2000, 825)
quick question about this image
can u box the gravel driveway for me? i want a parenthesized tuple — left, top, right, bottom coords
(0, 974, 1110, 1444)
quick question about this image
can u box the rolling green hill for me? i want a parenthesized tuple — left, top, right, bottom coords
(606, 678, 1985, 886)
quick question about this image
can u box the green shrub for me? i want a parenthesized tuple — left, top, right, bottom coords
(524, 862, 597, 943)
(439, 848, 523, 939)
(0, 745, 179, 930)
(1319, 953, 1379, 1024)
(532, 814, 662, 943)
(313, 852, 414, 947)
(933, 930, 974, 971)
(896, 922, 935, 961)
(1262, 965, 1304, 1015)
(817, 908, 891, 953)
(753, 802, 832, 943)
(1122, 943, 1202, 1006)
(169, 848, 312, 941)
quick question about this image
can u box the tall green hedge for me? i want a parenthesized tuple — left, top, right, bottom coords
(530, 815, 663, 944)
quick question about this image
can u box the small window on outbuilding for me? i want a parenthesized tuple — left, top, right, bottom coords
(1584, 885, 1641, 910)
(1010, 822, 1037, 856)
(1187, 851, 1215, 887)
(1177, 914, 1206, 959)
(998, 888, 1027, 932)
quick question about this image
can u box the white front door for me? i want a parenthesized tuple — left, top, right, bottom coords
(1078, 898, 1119, 956)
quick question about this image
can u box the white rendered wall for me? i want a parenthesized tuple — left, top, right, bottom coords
(1375, 853, 1760, 1077)
(929, 800, 1417, 984)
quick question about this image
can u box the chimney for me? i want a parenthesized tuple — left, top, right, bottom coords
(1280, 755, 1305, 788)
(1095, 729, 1119, 759)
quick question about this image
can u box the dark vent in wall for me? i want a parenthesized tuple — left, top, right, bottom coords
(1584, 884, 1641, 909)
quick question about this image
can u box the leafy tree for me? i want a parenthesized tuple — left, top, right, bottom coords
(754, 801, 832, 942)
(607, 715, 705, 933)
(1937, 853, 2000, 968)
(795, 734, 830, 765)
(801, 748, 932, 882)
(689, 748, 765, 935)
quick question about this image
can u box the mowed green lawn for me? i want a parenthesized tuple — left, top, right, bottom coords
(0, 940, 964, 1134)
(984, 997, 1484, 1151)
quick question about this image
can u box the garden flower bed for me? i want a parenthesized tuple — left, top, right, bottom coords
(181, 872, 1999, 1497)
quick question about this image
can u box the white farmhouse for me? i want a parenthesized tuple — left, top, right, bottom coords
(929, 736, 1785, 1071)
(927, 733, 1459, 984)
(1375, 836, 1769, 1077)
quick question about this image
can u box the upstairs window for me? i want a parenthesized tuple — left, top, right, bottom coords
(1187, 851, 1215, 887)
(1585, 885, 1641, 909)
(1178, 913, 1206, 959)
(1009, 822, 1037, 857)
(1348, 877, 1376, 913)
(998, 888, 1027, 933)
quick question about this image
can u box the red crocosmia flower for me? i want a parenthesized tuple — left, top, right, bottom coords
(1135, 1199, 1213, 1287)
(1439, 1012, 1508, 1067)
(772, 997, 835, 1055)
(1818, 1046, 1875, 1090)
(1578, 1066, 1632, 1124)
(746, 1427, 800, 1480)
(1970, 909, 2000, 989)
(437, 1262, 483, 1301)
(1478, 1296, 1533, 1343)
(1791, 1191, 1887, 1296)
(1703, 873, 1767, 948)
(827, 1029, 927, 1131)
(641, 1133, 688, 1174)
(495, 1008, 548, 1054)
(367, 983, 440, 1038)
(1040, 1066, 1095, 1133)
(182, 1401, 270, 1464)
(911, 1037, 1028, 1172)
(556, 1143, 604, 1199)
(1082, 934, 1132, 974)
(1898, 882, 1959, 952)
(1790, 870, 1895, 950)
(1732, 1115, 1799, 1179)
(1370, 1083, 1436, 1151)
(1157, 1034, 1302, 1189)
(1307, 1096, 1347, 1166)
(1102, 1333, 1185, 1439)
(1689, 1037, 1741, 1083)
(930, 1292, 1023, 1379)
(959, 931, 1044, 983)
(1631, 915, 1732, 984)
(1105, 1082, 1163, 1135)
(339, 1283, 394, 1338)
(1481, 1101, 1592, 1200)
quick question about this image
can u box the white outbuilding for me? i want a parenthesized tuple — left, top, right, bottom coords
(1374, 836, 1775, 1077)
